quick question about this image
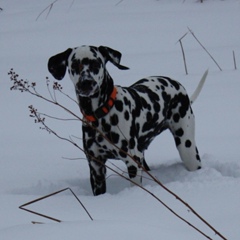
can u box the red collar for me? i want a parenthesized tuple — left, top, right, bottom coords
(82, 86, 117, 122)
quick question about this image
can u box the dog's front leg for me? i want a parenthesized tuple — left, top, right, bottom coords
(88, 159, 107, 196)
(125, 155, 143, 187)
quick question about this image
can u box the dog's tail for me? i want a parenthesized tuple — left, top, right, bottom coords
(190, 69, 208, 104)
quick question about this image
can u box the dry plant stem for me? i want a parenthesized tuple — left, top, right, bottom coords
(115, 0, 124, 6)
(34, 114, 213, 239)
(19, 188, 65, 223)
(69, 0, 75, 11)
(68, 188, 93, 221)
(32, 108, 224, 240)
(36, 0, 76, 21)
(188, 28, 222, 71)
(36, 0, 58, 21)
(19, 188, 93, 222)
(9, 70, 227, 240)
(144, 171, 227, 240)
(233, 50, 237, 70)
(20, 205, 61, 223)
(179, 40, 188, 75)
(177, 32, 189, 75)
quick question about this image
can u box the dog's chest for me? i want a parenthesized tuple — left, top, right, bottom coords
(82, 96, 164, 159)
(81, 77, 186, 158)
(82, 121, 128, 160)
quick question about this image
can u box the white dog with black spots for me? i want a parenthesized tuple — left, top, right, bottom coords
(48, 45, 207, 196)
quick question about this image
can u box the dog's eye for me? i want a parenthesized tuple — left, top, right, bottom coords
(79, 63, 84, 72)
(71, 60, 79, 70)
(89, 61, 100, 74)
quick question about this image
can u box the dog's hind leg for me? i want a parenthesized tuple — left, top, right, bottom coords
(142, 153, 150, 171)
(169, 108, 201, 171)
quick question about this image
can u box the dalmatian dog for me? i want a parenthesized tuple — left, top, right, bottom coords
(48, 45, 207, 196)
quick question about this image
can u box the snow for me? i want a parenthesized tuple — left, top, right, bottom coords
(1, 0, 240, 239)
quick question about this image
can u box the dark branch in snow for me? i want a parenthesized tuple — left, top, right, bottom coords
(188, 27, 222, 71)
(19, 188, 93, 222)
(36, 0, 75, 21)
(9, 69, 227, 240)
(36, 0, 58, 21)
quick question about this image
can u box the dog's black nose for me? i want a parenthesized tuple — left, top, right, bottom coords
(77, 80, 93, 91)
(76, 80, 97, 96)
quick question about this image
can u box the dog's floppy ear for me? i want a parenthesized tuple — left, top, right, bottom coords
(48, 48, 72, 80)
(98, 46, 129, 70)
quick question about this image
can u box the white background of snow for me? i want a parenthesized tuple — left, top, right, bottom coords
(1, 0, 240, 239)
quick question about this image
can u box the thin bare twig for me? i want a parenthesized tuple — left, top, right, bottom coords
(19, 187, 93, 222)
(188, 27, 222, 71)
(27, 112, 214, 239)
(233, 50, 237, 70)
(62, 156, 86, 161)
(9, 69, 227, 240)
(36, 0, 59, 21)
(36, 0, 76, 21)
(177, 32, 188, 75)
(46, 78, 56, 102)
(31, 98, 224, 240)
(68, 0, 75, 11)
(37, 112, 78, 121)
(115, 0, 124, 6)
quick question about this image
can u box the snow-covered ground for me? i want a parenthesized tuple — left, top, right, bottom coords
(1, 0, 240, 239)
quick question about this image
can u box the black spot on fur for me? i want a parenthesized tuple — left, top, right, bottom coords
(71, 59, 80, 76)
(124, 110, 130, 120)
(119, 139, 128, 158)
(178, 93, 190, 118)
(110, 114, 119, 126)
(173, 113, 180, 123)
(97, 135, 104, 142)
(132, 84, 160, 103)
(106, 131, 119, 144)
(129, 138, 136, 149)
(185, 140, 192, 148)
(162, 91, 171, 102)
(123, 96, 131, 107)
(86, 139, 94, 148)
(140, 97, 151, 110)
(135, 78, 149, 85)
(80, 58, 102, 75)
(142, 112, 159, 132)
(175, 137, 181, 146)
(153, 102, 160, 112)
(196, 147, 201, 161)
(164, 77, 181, 90)
(83, 125, 96, 138)
(130, 124, 136, 138)
(175, 128, 184, 137)
(89, 46, 98, 56)
(157, 78, 168, 87)
(115, 100, 123, 112)
(101, 119, 111, 132)
(99, 149, 105, 154)
(128, 165, 137, 178)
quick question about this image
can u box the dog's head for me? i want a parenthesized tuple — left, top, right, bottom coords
(48, 45, 129, 97)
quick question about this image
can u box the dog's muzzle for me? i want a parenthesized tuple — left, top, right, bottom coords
(76, 79, 98, 96)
